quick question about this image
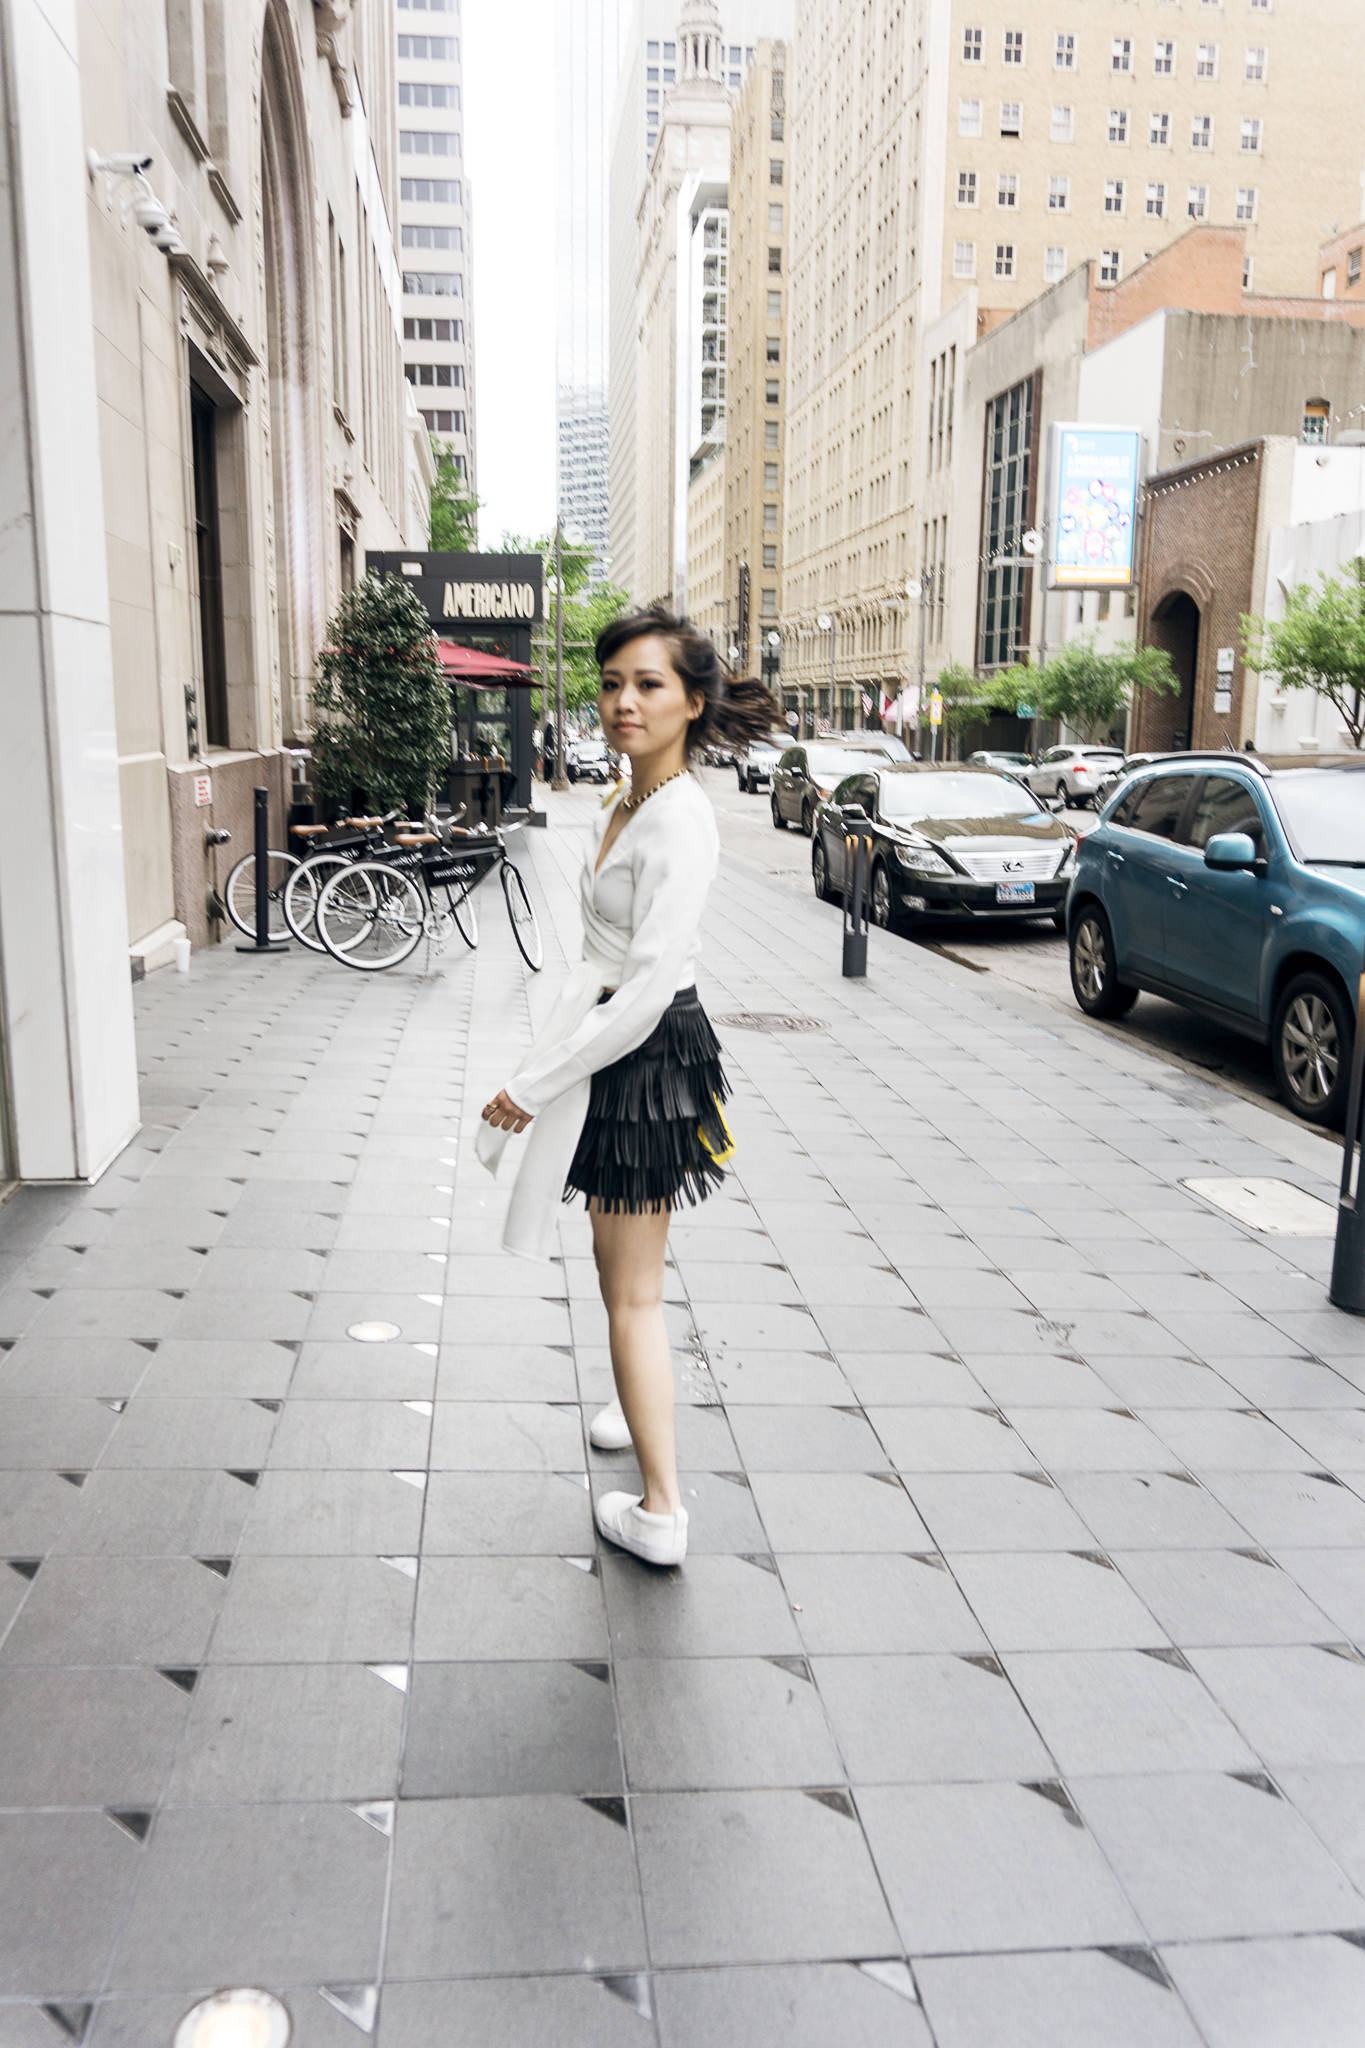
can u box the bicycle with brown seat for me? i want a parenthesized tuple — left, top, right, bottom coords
(313, 812, 542, 973)
(279, 809, 411, 953)
(222, 808, 405, 945)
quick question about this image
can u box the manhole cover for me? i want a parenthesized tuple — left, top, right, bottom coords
(1181, 1177, 1337, 1237)
(712, 1012, 825, 1034)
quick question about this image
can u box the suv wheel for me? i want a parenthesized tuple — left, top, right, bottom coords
(870, 861, 895, 930)
(1272, 970, 1353, 1126)
(771, 795, 786, 830)
(812, 837, 831, 902)
(800, 799, 814, 836)
(1070, 906, 1138, 1019)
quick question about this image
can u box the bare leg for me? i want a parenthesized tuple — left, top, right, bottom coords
(589, 1201, 680, 1515)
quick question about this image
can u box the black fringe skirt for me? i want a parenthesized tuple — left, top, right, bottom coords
(563, 986, 731, 1214)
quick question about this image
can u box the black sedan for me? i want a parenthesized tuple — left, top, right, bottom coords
(811, 763, 1078, 931)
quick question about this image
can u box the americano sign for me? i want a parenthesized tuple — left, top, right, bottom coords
(364, 551, 545, 630)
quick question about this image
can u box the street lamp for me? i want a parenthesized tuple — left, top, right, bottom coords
(816, 613, 834, 734)
(549, 517, 585, 792)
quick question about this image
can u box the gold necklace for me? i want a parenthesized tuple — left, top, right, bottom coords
(619, 766, 688, 814)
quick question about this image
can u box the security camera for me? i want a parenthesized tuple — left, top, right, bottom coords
(133, 191, 170, 235)
(153, 221, 185, 255)
(87, 149, 154, 180)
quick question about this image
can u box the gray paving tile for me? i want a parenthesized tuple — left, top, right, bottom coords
(1273, 1548, 1365, 1641)
(414, 1555, 608, 1662)
(0, 1665, 187, 1805)
(0, 1337, 154, 1400)
(403, 1659, 622, 1796)
(385, 1795, 646, 1977)
(379, 1977, 655, 2048)
(266, 1398, 430, 1469)
(424, 1471, 595, 1555)
(1112, 1548, 1340, 1648)
(859, 1781, 1143, 1955)
(1278, 1766, 1365, 1892)
(98, 1396, 278, 1469)
(441, 1294, 573, 1347)
(916, 1949, 1204, 2048)
(47, 1469, 253, 1557)
(1163, 1934, 1365, 2048)
(781, 1553, 988, 1657)
(435, 1343, 581, 1402)
(958, 1353, 1119, 1408)
(109, 1803, 388, 1990)
(287, 1339, 435, 1401)
(947, 1550, 1167, 1652)
(813, 1652, 1053, 1785)
(307, 1291, 442, 1345)
(616, 1655, 842, 1791)
(1196, 1471, 1365, 1549)
(750, 1472, 931, 1553)
(838, 1352, 986, 1407)
(212, 1554, 416, 1663)
(907, 1473, 1094, 1553)
(1004, 1649, 1257, 1776)
(725, 1405, 888, 1473)
(236, 1470, 425, 1555)
(1055, 1471, 1255, 1550)
(132, 1339, 299, 1400)
(1187, 1645, 1365, 1767)
(1074, 1772, 1364, 1942)
(428, 1400, 585, 1471)
(602, 1552, 802, 1659)
(0, 1555, 225, 1666)
(0, 1812, 142, 1996)
(633, 1788, 897, 1966)
(0, 1398, 119, 1470)
(166, 1661, 405, 1803)
(708, 1352, 857, 1405)
(655, 1963, 934, 2047)
(869, 1405, 1038, 1474)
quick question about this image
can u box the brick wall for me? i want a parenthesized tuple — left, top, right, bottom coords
(1136, 444, 1262, 753)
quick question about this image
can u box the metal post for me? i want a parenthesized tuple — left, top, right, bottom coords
(917, 579, 928, 756)
(842, 832, 870, 977)
(828, 618, 836, 730)
(1330, 956, 1365, 1315)
(235, 787, 289, 954)
(551, 517, 568, 793)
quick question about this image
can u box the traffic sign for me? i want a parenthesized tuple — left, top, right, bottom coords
(929, 692, 943, 728)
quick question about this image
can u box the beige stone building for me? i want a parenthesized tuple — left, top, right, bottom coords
(0, 0, 430, 1187)
(686, 443, 728, 650)
(782, 0, 1365, 726)
(724, 39, 787, 684)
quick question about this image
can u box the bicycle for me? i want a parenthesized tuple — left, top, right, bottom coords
(313, 818, 543, 973)
(222, 843, 298, 943)
(280, 811, 408, 953)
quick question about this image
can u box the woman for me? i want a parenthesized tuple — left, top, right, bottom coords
(476, 606, 780, 1567)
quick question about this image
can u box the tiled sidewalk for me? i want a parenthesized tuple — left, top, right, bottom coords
(1, 788, 1364, 2046)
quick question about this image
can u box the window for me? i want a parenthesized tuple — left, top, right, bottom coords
(1241, 256, 1253, 289)
(979, 376, 1033, 667)
(1191, 114, 1212, 149)
(1000, 101, 1021, 136)
(763, 503, 778, 530)
(1154, 38, 1174, 74)
(764, 420, 780, 448)
(764, 461, 780, 490)
(1048, 174, 1070, 210)
(1195, 41, 1217, 76)
(1111, 36, 1131, 70)
(1146, 181, 1166, 216)
(770, 158, 783, 185)
(1105, 179, 1125, 214)
(1109, 107, 1129, 143)
(401, 178, 461, 204)
(401, 223, 462, 249)
(1245, 44, 1266, 79)
(765, 378, 780, 403)
(994, 242, 1014, 278)
(954, 239, 976, 277)
(767, 246, 782, 272)
(1188, 777, 1267, 856)
(1003, 27, 1024, 64)
(766, 336, 780, 363)
(420, 409, 465, 435)
(398, 80, 458, 107)
(762, 544, 777, 570)
(957, 169, 978, 206)
(959, 98, 982, 137)
(761, 588, 777, 616)
(962, 24, 982, 60)
(403, 316, 461, 341)
(1241, 117, 1262, 151)
(1187, 183, 1208, 218)
(190, 383, 229, 749)
(1126, 775, 1194, 841)
(1051, 104, 1074, 141)
(402, 270, 462, 296)
(397, 34, 457, 58)
(1055, 32, 1074, 68)
(1044, 245, 1067, 282)
(1099, 249, 1120, 283)
(771, 113, 783, 140)
(1302, 399, 1330, 444)
(1150, 111, 1170, 146)
(647, 39, 658, 55)
(998, 172, 1017, 208)
(768, 203, 783, 232)
(1235, 185, 1257, 221)
(767, 290, 782, 319)
(1350, 248, 1363, 286)
(405, 362, 464, 387)
(400, 130, 461, 156)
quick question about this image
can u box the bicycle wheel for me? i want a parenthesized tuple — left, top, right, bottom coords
(283, 853, 354, 952)
(502, 861, 543, 971)
(433, 875, 478, 949)
(316, 861, 425, 971)
(224, 849, 298, 940)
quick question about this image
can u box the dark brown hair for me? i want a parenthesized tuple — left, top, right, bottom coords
(594, 603, 783, 760)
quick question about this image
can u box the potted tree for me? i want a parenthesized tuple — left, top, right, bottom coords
(310, 572, 452, 821)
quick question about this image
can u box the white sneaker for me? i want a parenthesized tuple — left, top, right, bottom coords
(595, 1490, 689, 1567)
(588, 1397, 633, 1451)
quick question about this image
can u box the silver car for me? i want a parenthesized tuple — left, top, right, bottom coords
(736, 732, 792, 794)
(771, 740, 900, 834)
(1025, 744, 1126, 809)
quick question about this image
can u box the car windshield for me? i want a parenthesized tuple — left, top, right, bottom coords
(808, 744, 888, 777)
(1271, 771, 1365, 864)
(878, 772, 1051, 825)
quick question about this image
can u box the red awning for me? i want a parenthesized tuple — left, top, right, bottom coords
(437, 641, 534, 684)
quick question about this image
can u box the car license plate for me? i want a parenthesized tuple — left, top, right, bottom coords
(996, 880, 1035, 904)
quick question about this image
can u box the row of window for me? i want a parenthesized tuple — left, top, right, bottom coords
(402, 271, 463, 296)
(401, 223, 463, 250)
(403, 317, 463, 342)
(420, 409, 466, 434)
(399, 130, 461, 156)
(952, 239, 1248, 286)
(397, 35, 456, 61)
(401, 178, 461, 205)
(645, 39, 754, 61)
(958, 168, 1258, 219)
(399, 81, 460, 108)
(405, 362, 465, 387)
(960, 99, 1263, 149)
(963, 24, 1270, 67)
(397, 0, 455, 10)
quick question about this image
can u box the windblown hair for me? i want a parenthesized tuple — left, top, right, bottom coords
(594, 603, 783, 760)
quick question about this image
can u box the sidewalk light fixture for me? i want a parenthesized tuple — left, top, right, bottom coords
(173, 1989, 291, 2048)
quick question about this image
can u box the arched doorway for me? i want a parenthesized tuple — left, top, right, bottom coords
(1145, 590, 1200, 751)
(261, 3, 321, 741)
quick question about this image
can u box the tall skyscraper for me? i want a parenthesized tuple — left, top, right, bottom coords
(397, 0, 476, 497)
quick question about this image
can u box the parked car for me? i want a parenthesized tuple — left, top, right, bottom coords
(811, 763, 1077, 931)
(1024, 744, 1126, 808)
(835, 731, 914, 762)
(771, 740, 901, 833)
(566, 736, 613, 785)
(969, 749, 1034, 773)
(1094, 751, 1170, 807)
(736, 731, 793, 793)
(1067, 753, 1365, 1125)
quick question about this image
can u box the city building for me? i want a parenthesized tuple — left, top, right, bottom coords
(781, 0, 1365, 729)
(724, 40, 787, 685)
(397, 0, 477, 491)
(607, 0, 791, 610)
(0, 0, 428, 1188)
(686, 445, 729, 651)
(1320, 222, 1365, 305)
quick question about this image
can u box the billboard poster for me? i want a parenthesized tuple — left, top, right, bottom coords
(1049, 425, 1141, 588)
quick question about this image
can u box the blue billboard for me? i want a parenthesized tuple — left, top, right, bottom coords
(1049, 425, 1141, 588)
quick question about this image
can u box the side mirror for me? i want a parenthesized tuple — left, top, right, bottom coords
(1204, 831, 1259, 872)
(1046, 794, 1067, 815)
(840, 803, 869, 823)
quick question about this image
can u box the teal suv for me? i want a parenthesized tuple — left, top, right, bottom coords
(1067, 754, 1365, 1125)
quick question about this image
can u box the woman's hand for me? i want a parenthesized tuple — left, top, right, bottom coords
(482, 1089, 533, 1135)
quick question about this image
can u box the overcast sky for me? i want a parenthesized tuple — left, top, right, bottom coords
(464, 0, 559, 550)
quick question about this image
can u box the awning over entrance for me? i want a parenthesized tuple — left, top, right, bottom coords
(437, 642, 534, 685)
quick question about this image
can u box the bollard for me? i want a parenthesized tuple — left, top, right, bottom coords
(842, 831, 870, 978)
(1329, 955, 1365, 1315)
(235, 786, 290, 954)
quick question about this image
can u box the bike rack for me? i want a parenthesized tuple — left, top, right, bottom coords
(235, 787, 289, 955)
(842, 832, 872, 979)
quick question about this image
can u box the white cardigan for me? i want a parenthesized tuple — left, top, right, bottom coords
(475, 772, 721, 1260)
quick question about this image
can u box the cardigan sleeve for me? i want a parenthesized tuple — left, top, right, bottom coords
(504, 801, 720, 1117)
